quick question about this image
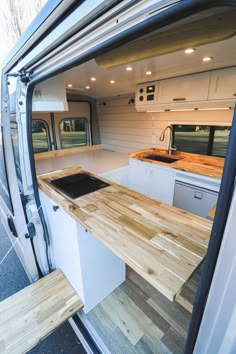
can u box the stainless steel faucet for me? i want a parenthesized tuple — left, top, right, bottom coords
(159, 125, 177, 155)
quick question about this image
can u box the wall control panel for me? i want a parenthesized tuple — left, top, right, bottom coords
(135, 81, 158, 110)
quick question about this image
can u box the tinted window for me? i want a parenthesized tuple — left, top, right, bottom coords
(32, 120, 50, 153)
(0, 127, 13, 212)
(59, 118, 88, 149)
(173, 125, 230, 157)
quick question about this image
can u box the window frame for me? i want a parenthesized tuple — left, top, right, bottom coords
(32, 119, 51, 153)
(172, 124, 230, 158)
(58, 116, 90, 150)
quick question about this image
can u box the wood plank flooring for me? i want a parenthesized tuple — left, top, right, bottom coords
(86, 264, 203, 353)
(0, 270, 83, 354)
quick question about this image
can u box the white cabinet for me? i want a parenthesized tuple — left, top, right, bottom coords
(100, 166, 129, 188)
(158, 72, 211, 103)
(39, 191, 125, 313)
(128, 159, 176, 205)
(32, 74, 68, 112)
(208, 67, 236, 100)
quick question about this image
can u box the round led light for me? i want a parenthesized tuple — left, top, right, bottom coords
(110, 80, 115, 84)
(185, 48, 195, 54)
(146, 71, 152, 75)
(202, 56, 213, 62)
(90, 77, 96, 81)
(67, 84, 73, 88)
(85, 86, 90, 89)
(126, 66, 133, 71)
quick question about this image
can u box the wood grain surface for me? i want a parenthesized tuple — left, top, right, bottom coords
(0, 270, 83, 354)
(207, 205, 216, 219)
(129, 148, 224, 179)
(38, 166, 212, 301)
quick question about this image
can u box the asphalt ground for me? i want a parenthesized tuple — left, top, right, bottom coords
(0, 221, 87, 354)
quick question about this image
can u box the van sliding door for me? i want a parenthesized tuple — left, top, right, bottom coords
(0, 75, 39, 281)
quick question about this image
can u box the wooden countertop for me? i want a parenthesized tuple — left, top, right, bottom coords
(129, 149, 224, 179)
(38, 166, 212, 302)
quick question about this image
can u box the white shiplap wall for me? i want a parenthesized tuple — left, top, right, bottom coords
(97, 94, 234, 153)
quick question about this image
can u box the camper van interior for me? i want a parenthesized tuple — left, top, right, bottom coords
(1, 2, 236, 353)
(29, 17, 235, 353)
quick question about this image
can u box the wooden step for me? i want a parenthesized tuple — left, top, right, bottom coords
(0, 269, 83, 354)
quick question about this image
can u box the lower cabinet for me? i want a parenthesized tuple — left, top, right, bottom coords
(128, 158, 176, 205)
(39, 191, 125, 313)
(100, 166, 129, 188)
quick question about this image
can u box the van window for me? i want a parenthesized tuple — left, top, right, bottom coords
(32, 120, 51, 153)
(173, 125, 230, 157)
(59, 117, 89, 149)
(0, 127, 13, 213)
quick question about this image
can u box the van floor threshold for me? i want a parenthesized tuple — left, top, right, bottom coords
(0, 269, 83, 354)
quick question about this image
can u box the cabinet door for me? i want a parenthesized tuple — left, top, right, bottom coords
(128, 159, 149, 194)
(158, 72, 211, 103)
(148, 165, 175, 205)
(128, 159, 175, 205)
(208, 67, 236, 100)
(39, 191, 84, 299)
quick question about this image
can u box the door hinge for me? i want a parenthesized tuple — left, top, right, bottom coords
(7, 70, 32, 83)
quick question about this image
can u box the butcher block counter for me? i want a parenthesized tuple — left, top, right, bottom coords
(38, 166, 212, 302)
(129, 148, 224, 179)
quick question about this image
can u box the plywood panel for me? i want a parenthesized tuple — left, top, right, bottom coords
(0, 270, 83, 354)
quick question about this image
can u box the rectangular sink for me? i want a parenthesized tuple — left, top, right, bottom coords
(143, 154, 180, 164)
(51, 172, 110, 199)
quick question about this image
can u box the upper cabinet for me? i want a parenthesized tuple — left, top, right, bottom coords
(32, 74, 68, 112)
(208, 67, 236, 100)
(135, 67, 236, 112)
(157, 72, 211, 104)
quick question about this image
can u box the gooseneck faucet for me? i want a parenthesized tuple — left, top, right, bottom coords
(159, 125, 177, 155)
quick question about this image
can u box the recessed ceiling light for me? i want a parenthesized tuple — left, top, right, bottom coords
(185, 48, 195, 54)
(202, 56, 213, 62)
(126, 66, 133, 71)
(67, 84, 73, 88)
(85, 86, 90, 89)
(146, 71, 152, 75)
(110, 80, 115, 84)
(90, 77, 96, 81)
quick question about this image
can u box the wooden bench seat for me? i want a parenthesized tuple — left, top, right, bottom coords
(0, 270, 83, 354)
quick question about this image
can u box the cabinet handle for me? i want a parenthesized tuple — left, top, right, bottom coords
(233, 93, 236, 97)
(194, 191, 203, 200)
(172, 97, 186, 101)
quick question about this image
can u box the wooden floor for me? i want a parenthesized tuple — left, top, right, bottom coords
(0, 270, 83, 354)
(86, 264, 203, 354)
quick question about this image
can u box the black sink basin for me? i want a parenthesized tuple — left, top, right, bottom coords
(143, 154, 180, 164)
(51, 172, 110, 199)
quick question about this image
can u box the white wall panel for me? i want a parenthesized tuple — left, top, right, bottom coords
(97, 95, 233, 153)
